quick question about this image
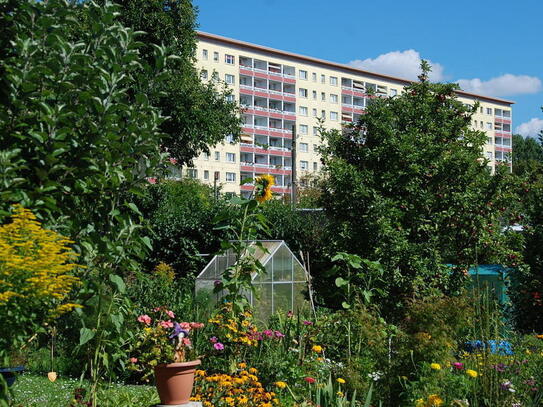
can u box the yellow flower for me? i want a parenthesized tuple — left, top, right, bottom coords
(275, 381, 287, 389)
(427, 394, 443, 406)
(336, 391, 344, 397)
(430, 363, 441, 370)
(238, 362, 247, 369)
(415, 398, 426, 407)
(312, 345, 323, 353)
(248, 367, 258, 374)
(336, 378, 345, 384)
(255, 174, 274, 203)
(466, 369, 478, 378)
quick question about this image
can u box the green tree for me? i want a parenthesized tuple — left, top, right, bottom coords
(512, 134, 543, 176)
(94, 0, 242, 166)
(0, 0, 171, 275)
(318, 63, 521, 317)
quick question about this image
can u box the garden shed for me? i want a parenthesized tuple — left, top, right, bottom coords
(196, 240, 308, 320)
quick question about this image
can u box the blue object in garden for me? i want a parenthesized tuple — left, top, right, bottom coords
(468, 264, 510, 305)
(0, 366, 24, 387)
(464, 340, 513, 355)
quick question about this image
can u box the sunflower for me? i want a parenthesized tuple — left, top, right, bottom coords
(255, 174, 275, 203)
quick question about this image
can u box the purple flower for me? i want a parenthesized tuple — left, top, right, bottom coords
(169, 322, 189, 340)
(286, 311, 293, 318)
(209, 336, 218, 343)
(302, 320, 313, 326)
(214, 280, 221, 286)
(263, 329, 273, 338)
(452, 362, 464, 370)
(213, 342, 224, 351)
(274, 330, 285, 338)
(493, 363, 507, 372)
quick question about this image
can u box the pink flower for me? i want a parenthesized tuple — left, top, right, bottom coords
(452, 362, 464, 370)
(153, 307, 161, 312)
(130, 357, 138, 363)
(147, 177, 157, 184)
(213, 342, 225, 351)
(263, 329, 273, 338)
(182, 337, 192, 346)
(303, 320, 313, 326)
(180, 322, 191, 331)
(209, 336, 218, 343)
(137, 314, 152, 325)
(287, 311, 293, 318)
(274, 330, 285, 338)
(159, 320, 174, 329)
(304, 377, 316, 384)
(190, 322, 204, 329)
(169, 157, 178, 165)
(166, 310, 175, 318)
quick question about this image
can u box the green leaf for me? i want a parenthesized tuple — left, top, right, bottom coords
(79, 328, 95, 346)
(341, 301, 351, 309)
(109, 274, 126, 294)
(335, 277, 348, 287)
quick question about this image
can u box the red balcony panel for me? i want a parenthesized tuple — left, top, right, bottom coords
(283, 114, 296, 121)
(267, 92, 282, 101)
(495, 146, 512, 152)
(239, 68, 253, 76)
(353, 108, 365, 114)
(254, 71, 268, 79)
(240, 184, 253, 191)
(241, 165, 255, 172)
(283, 78, 296, 84)
(240, 88, 254, 96)
(342, 89, 353, 96)
(242, 126, 254, 134)
(352, 90, 365, 98)
(342, 106, 354, 113)
(283, 95, 296, 103)
(269, 112, 282, 119)
(253, 110, 269, 118)
(269, 73, 282, 82)
(254, 128, 269, 136)
(271, 186, 290, 194)
(240, 145, 254, 153)
(254, 90, 268, 98)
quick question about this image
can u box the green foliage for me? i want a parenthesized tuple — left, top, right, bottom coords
(318, 63, 521, 317)
(0, 0, 171, 276)
(138, 180, 231, 277)
(512, 134, 543, 176)
(104, 0, 242, 166)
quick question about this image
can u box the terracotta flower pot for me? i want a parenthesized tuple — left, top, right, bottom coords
(154, 360, 201, 405)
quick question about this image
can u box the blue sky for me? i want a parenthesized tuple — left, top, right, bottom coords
(194, 0, 543, 138)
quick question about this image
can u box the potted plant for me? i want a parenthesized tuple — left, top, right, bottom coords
(129, 307, 204, 405)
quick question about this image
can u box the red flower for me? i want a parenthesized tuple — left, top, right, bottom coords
(304, 377, 316, 384)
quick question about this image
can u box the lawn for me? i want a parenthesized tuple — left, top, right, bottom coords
(9, 374, 159, 407)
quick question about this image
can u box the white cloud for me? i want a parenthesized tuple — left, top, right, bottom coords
(348, 49, 445, 82)
(515, 118, 543, 138)
(457, 74, 542, 97)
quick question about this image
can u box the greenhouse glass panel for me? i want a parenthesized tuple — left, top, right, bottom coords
(274, 246, 292, 282)
(274, 283, 293, 314)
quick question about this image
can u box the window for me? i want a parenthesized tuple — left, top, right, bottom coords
(313, 127, 318, 136)
(320, 74, 325, 84)
(486, 122, 493, 130)
(225, 74, 235, 84)
(503, 110, 511, 118)
(225, 54, 235, 64)
(330, 94, 338, 103)
(203, 152, 210, 160)
(213, 51, 219, 62)
(480, 121, 483, 128)
(486, 108, 492, 115)
(313, 143, 318, 151)
(486, 151, 493, 159)
(200, 70, 208, 80)
(312, 90, 317, 100)
(330, 111, 338, 121)
(300, 142, 308, 152)
(390, 89, 398, 97)
(312, 72, 317, 82)
(299, 125, 308, 135)
(299, 106, 308, 116)
(225, 94, 234, 102)
(321, 110, 326, 118)
(202, 49, 208, 60)
(226, 172, 236, 182)
(204, 170, 209, 180)
(330, 76, 338, 86)
(299, 88, 308, 98)
(226, 153, 236, 162)
(313, 162, 318, 171)
(225, 134, 235, 143)
(300, 161, 308, 170)
(321, 92, 326, 102)
(311, 108, 317, 117)
(299, 70, 308, 80)
(215, 151, 220, 161)
(487, 137, 493, 144)
(187, 169, 197, 179)
(480, 107, 483, 113)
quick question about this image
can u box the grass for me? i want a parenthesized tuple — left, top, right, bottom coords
(9, 373, 159, 406)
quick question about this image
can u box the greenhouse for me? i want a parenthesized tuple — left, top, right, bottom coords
(196, 240, 308, 320)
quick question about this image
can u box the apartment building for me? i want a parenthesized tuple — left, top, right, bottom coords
(187, 31, 513, 197)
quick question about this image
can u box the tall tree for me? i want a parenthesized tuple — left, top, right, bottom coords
(92, 0, 242, 166)
(318, 63, 521, 317)
(512, 133, 543, 176)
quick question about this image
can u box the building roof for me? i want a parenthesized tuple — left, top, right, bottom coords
(197, 31, 515, 106)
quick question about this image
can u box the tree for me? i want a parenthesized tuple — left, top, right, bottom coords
(512, 134, 543, 176)
(318, 63, 521, 317)
(0, 0, 172, 275)
(92, 0, 242, 166)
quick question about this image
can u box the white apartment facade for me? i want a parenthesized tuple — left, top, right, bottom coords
(186, 32, 513, 197)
